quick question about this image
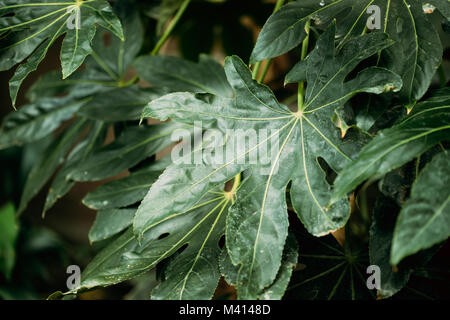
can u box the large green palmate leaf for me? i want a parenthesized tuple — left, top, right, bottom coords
(252, 0, 442, 107)
(391, 151, 450, 265)
(332, 88, 450, 204)
(0, 0, 124, 106)
(135, 23, 401, 298)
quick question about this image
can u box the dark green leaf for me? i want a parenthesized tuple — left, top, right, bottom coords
(82, 161, 164, 210)
(89, 208, 136, 243)
(254, 0, 442, 106)
(391, 151, 450, 265)
(332, 88, 450, 204)
(43, 120, 107, 215)
(78, 85, 170, 121)
(369, 195, 413, 298)
(88, 0, 142, 79)
(74, 191, 230, 298)
(18, 118, 89, 214)
(0, 0, 123, 106)
(0, 95, 90, 149)
(285, 228, 373, 300)
(134, 54, 233, 97)
(69, 122, 186, 181)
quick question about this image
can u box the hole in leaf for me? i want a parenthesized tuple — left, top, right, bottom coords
(343, 55, 377, 83)
(157, 233, 170, 240)
(102, 32, 111, 47)
(218, 235, 225, 249)
(317, 157, 336, 185)
(177, 243, 188, 255)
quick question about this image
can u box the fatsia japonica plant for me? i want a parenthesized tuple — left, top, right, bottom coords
(0, 0, 449, 300)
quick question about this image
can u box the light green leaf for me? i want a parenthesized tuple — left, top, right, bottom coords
(257, 233, 298, 300)
(150, 197, 229, 300)
(219, 232, 299, 300)
(0, 202, 18, 281)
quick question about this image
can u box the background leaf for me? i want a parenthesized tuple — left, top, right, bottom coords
(391, 151, 450, 265)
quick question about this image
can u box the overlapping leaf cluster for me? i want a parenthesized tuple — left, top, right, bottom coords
(0, 0, 449, 300)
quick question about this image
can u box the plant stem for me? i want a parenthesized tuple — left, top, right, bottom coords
(297, 20, 310, 111)
(150, 0, 191, 56)
(230, 173, 241, 194)
(91, 49, 119, 80)
(258, 58, 272, 83)
(251, 0, 285, 81)
(415, 155, 421, 178)
(126, 0, 192, 86)
(252, 61, 262, 80)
